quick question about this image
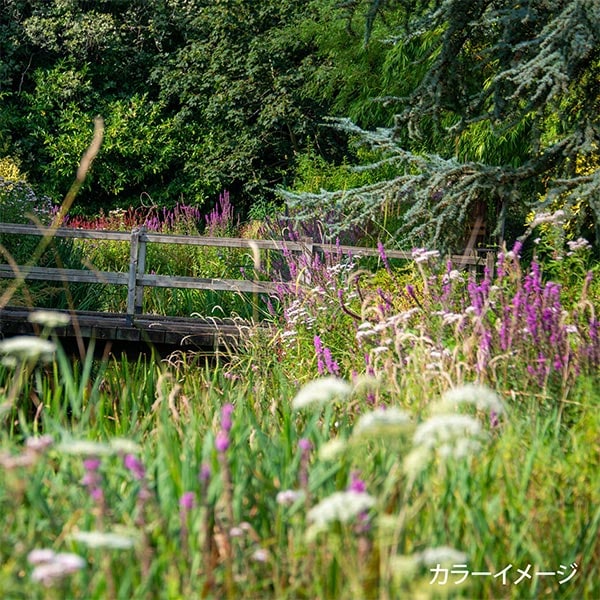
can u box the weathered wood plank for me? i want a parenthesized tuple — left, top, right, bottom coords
(0, 223, 305, 251)
(0, 264, 128, 285)
(0, 306, 248, 353)
(0, 223, 131, 241)
(141, 232, 305, 252)
(138, 273, 279, 293)
(0, 222, 484, 264)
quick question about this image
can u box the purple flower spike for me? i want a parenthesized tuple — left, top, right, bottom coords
(124, 454, 146, 480)
(298, 438, 312, 453)
(221, 403, 234, 432)
(377, 241, 391, 272)
(179, 491, 196, 511)
(81, 457, 104, 503)
(348, 471, 367, 493)
(215, 430, 230, 453)
(199, 463, 211, 483)
(490, 411, 499, 428)
(512, 240, 523, 257)
(90, 487, 104, 503)
(83, 458, 101, 471)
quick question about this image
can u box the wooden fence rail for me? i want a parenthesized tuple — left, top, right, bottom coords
(0, 223, 494, 321)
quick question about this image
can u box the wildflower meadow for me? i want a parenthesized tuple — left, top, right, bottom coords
(0, 199, 598, 600)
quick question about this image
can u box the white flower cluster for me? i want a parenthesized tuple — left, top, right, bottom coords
(433, 383, 506, 416)
(285, 300, 317, 332)
(28, 310, 71, 328)
(307, 490, 376, 527)
(70, 530, 136, 549)
(391, 545, 468, 581)
(403, 384, 504, 482)
(566, 237, 591, 255)
(352, 407, 411, 438)
(412, 248, 441, 264)
(442, 269, 463, 283)
(292, 377, 352, 410)
(0, 336, 56, 367)
(28, 549, 86, 586)
(413, 414, 483, 452)
(529, 209, 566, 228)
(57, 437, 141, 456)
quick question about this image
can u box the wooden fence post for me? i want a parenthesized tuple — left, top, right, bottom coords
(485, 250, 496, 279)
(299, 236, 314, 285)
(134, 226, 147, 315)
(126, 227, 141, 323)
(467, 249, 478, 277)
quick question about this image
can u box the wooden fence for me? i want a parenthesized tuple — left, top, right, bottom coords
(0, 223, 494, 320)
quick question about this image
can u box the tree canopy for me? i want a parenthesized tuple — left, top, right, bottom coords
(1, 0, 598, 251)
(283, 0, 600, 251)
(1, 0, 398, 215)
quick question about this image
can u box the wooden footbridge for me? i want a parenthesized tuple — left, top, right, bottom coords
(0, 223, 493, 357)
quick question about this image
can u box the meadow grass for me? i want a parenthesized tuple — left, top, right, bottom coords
(0, 228, 598, 599)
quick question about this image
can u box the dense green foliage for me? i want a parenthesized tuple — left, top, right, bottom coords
(284, 0, 600, 251)
(0, 0, 398, 215)
(2, 1, 598, 251)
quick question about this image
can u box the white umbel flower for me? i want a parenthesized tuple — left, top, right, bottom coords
(70, 531, 135, 549)
(0, 336, 55, 366)
(28, 310, 71, 328)
(292, 377, 352, 410)
(29, 550, 85, 586)
(420, 546, 468, 566)
(308, 491, 375, 528)
(353, 407, 411, 438)
(413, 414, 483, 449)
(56, 440, 114, 456)
(318, 438, 347, 461)
(435, 384, 505, 416)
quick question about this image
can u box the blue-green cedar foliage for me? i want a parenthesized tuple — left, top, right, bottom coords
(282, 0, 600, 252)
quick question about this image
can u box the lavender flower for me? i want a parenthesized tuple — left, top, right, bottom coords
(81, 457, 103, 503)
(298, 438, 312, 501)
(490, 411, 500, 428)
(199, 463, 211, 483)
(314, 335, 325, 375)
(123, 454, 146, 480)
(377, 241, 391, 272)
(298, 437, 312, 453)
(348, 471, 367, 493)
(221, 403, 234, 433)
(322, 347, 340, 376)
(180, 491, 196, 512)
(215, 430, 230, 453)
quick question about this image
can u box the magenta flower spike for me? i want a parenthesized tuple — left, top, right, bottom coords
(215, 430, 230, 453)
(179, 491, 196, 512)
(199, 463, 211, 483)
(124, 454, 146, 480)
(348, 471, 367, 493)
(221, 403, 234, 433)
